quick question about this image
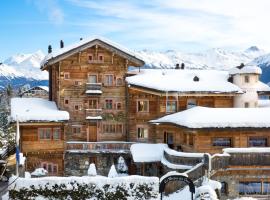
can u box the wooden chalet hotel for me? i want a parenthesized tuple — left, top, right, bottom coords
(10, 37, 270, 198)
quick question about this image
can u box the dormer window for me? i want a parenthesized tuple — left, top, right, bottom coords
(244, 76, 249, 83)
(193, 76, 199, 82)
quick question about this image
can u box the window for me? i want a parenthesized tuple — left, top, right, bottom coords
(41, 162, 58, 174)
(244, 102, 249, 108)
(189, 134, 194, 146)
(98, 53, 104, 62)
(74, 104, 83, 111)
(239, 182, 261, 195)
(116, 78, 123, 86)
(166, 100, 177, 112)
(103, 124, 123, 134)
(88, 74, 97, 83)
(53, 128, 61, 140)
(104, 75, 113, 86)
(164, 132, 174, 148)
(137, 100, 149, 112)
(64, 72, 70, 80)
(74, 80, 82, 86)
(221, 182, 228, 195)
(244, 75, 250, 83)
(249, 137, 267, 147)
(116, 102, 122, 110)
(88, 53, 94, 62)
(187, 99, 196, 109)
(39, 128, 51, 140)
(105, 99, 113, 109)
(64, 99, 69, 105)
(213, 138, 232, 147)
(89, 99, 98, 109)
(137, 127, 148, 139)
(72, 127, 81, 134)
(263, 182, 270, 194)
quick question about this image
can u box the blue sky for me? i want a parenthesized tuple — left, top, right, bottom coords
(1, 0, 270, 60)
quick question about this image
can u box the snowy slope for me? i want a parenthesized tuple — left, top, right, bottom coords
(136, 46, 266, 70)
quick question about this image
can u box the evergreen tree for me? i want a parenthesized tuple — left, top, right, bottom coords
(117, 156, 128, 174)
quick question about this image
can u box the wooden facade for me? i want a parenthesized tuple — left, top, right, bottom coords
(19, 123, 65, 176)
(127, 87, 234, 143)
(46, 42, 143, 142)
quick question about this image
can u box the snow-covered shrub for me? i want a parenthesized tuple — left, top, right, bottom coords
(24, 172, 31, 178)
(8, 176, 159, 200)
(108, 165, 118, 178)
(117, 156, 128, 174)
(31, 168, 48, 177)
(195, 185, 218, 200)
(87, 163, 97, 176)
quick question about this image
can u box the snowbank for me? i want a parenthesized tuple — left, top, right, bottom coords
(130, 143, 167, 162)
(126, 69, 242, 93)
(151, 106, 270, 128)
(8, 175, 159, 200)
(31, 168, 48, 177)
(10, 98, 69, 122)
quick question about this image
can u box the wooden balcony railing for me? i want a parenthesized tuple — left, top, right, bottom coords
(86, 83, 102, 91)
(85, 108, 102, 119)
(66, 141, 135, 153)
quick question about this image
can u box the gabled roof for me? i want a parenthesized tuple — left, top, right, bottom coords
(150, 106, 270, 129)
(41, 36, 145, 69)
(126, 69, 242, 94)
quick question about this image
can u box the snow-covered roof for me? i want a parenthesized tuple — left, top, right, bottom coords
(223, 147, 270, 154)
(229, 64, 262, 75)
(10, 98, 69, 122)
(151, 106, 270, 128)
(256, 81, 270, 92)
(130, 143, 167, 162)
(86, 116, 102, 120)
(38, 86, 49, 92)
(126, 69, 242, 93)
(41, 36, 144, 68)
(85, 90, 102, 94)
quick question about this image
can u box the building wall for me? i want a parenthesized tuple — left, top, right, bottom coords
(20, 123, 65, 176)
(128, 88, 234, 143)
(233, 74, 260, 108)
(49, 45, 141, 142)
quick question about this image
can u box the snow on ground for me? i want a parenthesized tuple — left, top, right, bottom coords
(130, 143, 167, 162)
(151, 106, 270, 128)
(10, 98, 69, 122)
(126, 69, 242, 93)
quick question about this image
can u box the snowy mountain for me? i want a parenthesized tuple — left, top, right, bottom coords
(136, 46, 266, 70)
(0, 50, 48, 89)
(0, 45, 269, 90)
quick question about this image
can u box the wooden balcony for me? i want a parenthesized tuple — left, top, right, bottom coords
(66, 141, 135, 154)
(85, 83, 102, 95)
(85, 108, 102, 120)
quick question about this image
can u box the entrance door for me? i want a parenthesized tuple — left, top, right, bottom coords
(88, 123, 97, 142)
(164, 131, 174, 149)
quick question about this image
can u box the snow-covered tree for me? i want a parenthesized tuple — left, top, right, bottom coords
(195, 185, 218, 200)
(87, 163, 97, 176)
(117, 156, 128, 174)
(108, 165, 118, 178)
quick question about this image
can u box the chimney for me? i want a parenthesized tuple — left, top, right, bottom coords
(175, 63, 180, 69)
(48, 45, 52, 54)
(181, 63, 185, 69)
(80, 38, 83, 41)
(60, 40, 64, 48)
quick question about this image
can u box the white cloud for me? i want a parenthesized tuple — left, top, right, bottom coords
(66, 0, 270, 51)
(28, 0, 64, 25)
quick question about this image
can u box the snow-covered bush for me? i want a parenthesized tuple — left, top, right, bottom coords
(87, 163, 97, 176)
(108, 165, 118, 178)
(195, 185, 218, 200)
(31, 168, 48, 177)
(117, 156, 128, 174)
(8, 176, 159, 200)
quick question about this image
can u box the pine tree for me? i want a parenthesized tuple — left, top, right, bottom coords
(108, 165, 118, 178)
(87, 163, 97, 176)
